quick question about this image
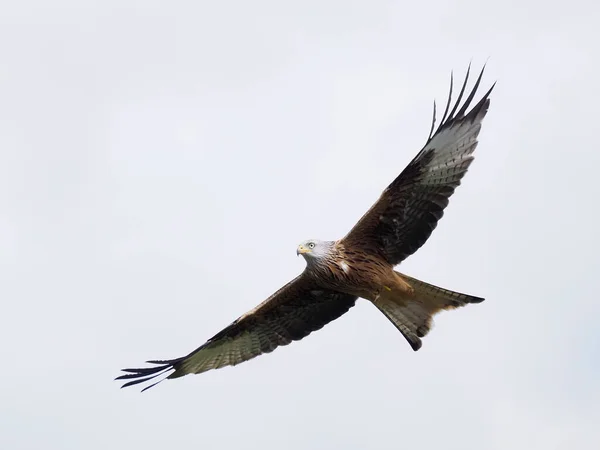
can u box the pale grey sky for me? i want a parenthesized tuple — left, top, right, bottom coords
(1, 1, 599, 449)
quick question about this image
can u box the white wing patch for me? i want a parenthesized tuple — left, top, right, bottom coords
(339, 260, 350, 273)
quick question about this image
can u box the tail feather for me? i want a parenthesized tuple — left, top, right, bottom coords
(374, 273, 484, 351)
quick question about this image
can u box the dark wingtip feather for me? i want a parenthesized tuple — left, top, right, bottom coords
(465, 81, 496, 124)
(446, 63, 471, 121)
(427, 100, 437, 141)
(116, 359, 180, 392)
(120, 375, 161, 389)
(427, 63, 494, 145)
(117, 366, 165, 376)
(456, 64, 486, 118)
(141, 379, 165, 392)
(438, 71, 454, 131)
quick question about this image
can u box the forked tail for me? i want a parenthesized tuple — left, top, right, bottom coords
(373, 272, 484, 351)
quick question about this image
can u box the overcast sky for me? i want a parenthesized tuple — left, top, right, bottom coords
(1, 1, 599, 449)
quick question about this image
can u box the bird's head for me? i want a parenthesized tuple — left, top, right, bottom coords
(296, 239, 333, 263)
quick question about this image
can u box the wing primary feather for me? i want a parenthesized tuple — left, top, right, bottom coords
(436, 71, 454, 134)
(117, 372, 159, 380)
(119, 368, 170, 389)
(427, 100, 437, 141)
(470, 82, 496, 119)
(446, 63, 471, 122)
(455, 64, 486, 118)
(140, 378, 168, 392)
(120, 377, 156, 389)
(118, 366, 168, 376)
(116, 359, 178, 391)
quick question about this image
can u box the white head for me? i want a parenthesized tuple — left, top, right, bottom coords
(296, 239, 334, 265)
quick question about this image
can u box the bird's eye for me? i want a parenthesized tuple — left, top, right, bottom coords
(308, 243, 315, 249)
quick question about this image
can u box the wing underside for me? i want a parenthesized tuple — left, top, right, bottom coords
(342, 65, 494, 266)
(116, 275, 357, 391)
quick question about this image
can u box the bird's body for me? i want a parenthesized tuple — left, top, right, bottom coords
(300, 240, 413, 302)
(296, 239, 480, 350)
(117, 65, 494, 391)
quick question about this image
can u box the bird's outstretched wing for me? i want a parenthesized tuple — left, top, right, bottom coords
(341, 65, 494, 266)
(116, 275, 357, 391)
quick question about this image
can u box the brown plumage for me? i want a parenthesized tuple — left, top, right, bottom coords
(117, 65, 493, 391)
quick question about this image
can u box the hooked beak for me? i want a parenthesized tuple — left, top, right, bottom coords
(297, 245, 310, 256)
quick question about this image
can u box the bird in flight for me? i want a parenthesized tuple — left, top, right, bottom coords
(117, 65, 494, 391)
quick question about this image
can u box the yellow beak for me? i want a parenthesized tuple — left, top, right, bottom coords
(297, 245, 310, 255)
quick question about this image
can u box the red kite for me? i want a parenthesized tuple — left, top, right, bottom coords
(117, 65, 494, 391)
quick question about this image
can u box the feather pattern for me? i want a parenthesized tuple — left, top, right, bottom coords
(341, 65, 495, 265)
(373, 272, 484, 351)
(116, 275, 357, 391)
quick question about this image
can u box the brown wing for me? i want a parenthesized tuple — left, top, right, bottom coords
(116, 274, 357, 391)
(341, 65, 494, 266)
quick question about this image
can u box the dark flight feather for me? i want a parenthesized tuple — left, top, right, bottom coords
(341, 65, 495, 265)
(116, 276, 357, 391)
